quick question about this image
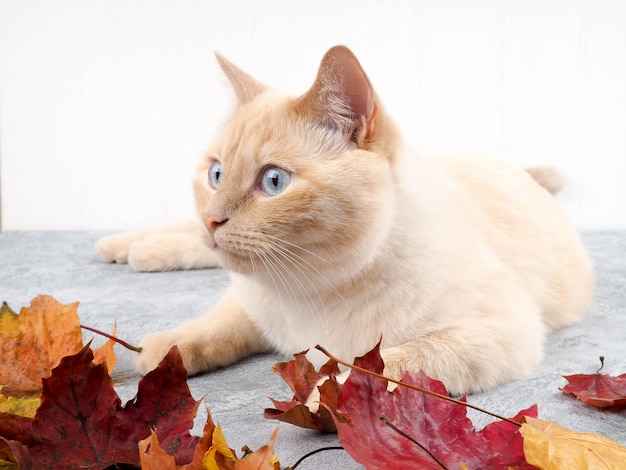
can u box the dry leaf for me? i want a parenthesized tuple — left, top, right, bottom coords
(521, 417, 626, 469)
(2, 345, 200, 469)
(139, 430, 180, 469)
(264, 350, 340, 432)
(330, 342, 536, 469)
(0, 296, 83, 397)
(234, 429, 279, 470)
(0, 388, 39, 418)
(140, 410, 279, 470)
(561, 357, 626, 408)
(91, 321, 118, 373)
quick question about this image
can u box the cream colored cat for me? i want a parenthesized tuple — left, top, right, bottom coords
(97, 46, 593, 395)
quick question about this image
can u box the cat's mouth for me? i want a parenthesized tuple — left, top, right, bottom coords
(204, 232, 257, 272)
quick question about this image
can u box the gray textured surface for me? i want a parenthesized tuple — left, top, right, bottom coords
(1, 231, 625, 468)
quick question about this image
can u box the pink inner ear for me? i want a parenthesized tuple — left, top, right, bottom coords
(295, 46, 376, 136)
(342, 63, 374, 120)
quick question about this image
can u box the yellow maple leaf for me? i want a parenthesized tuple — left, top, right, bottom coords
(203, 424, 237, 470)
(521, 417, 626, 470)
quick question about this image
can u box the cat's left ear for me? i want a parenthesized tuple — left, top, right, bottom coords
(215, 52, 267, 105)
(295, 46, 377, 145)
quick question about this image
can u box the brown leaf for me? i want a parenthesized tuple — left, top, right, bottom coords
(0, 296, 83, 397)
(264, 350, 340, 432)
(521, 417, 626, 469)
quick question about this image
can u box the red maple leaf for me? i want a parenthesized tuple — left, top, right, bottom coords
(561, 356, 626, 408)
(330, 343, 537, 470)
(1, 345, 200, 469)
(264, 350, 340, 432)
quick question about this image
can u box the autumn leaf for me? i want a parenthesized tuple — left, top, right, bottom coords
(139, 410, 215, 470)
(202, 423, 238, 470)
(140, 408, 280, 470)
(561, 357, 626, 408)
(0, 296, 83, 397)
(1, 345, 200, 469)
(140, 430, 181, 469)
(328, 343, 536, 470)
(0, 388, 39, 418)
(521, 417, 626, 469)
(264, 350, 341, 432)
(91, 321, 118, 373)
(233, 428, 280, 470)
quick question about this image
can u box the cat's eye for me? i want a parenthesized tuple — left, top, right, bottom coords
(208, 161, 223, 189)
(260, 167, 291, 196)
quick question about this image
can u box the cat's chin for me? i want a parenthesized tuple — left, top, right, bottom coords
(210, 247, 254, 275)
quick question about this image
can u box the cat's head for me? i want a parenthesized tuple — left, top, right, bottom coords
(193, 46, 402, 285)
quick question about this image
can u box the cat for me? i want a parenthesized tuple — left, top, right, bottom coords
(96, 45, 594, 396)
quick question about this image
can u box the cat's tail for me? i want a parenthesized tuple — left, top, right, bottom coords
(526, 166, 566, 195)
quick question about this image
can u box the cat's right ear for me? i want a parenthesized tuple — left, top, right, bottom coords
(215, 52, 267, 105)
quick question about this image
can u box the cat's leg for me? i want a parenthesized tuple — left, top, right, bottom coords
(134, 287, 269, 375)
(126, 231, 220, 272)
(96, 219, 220, 272)
(380, 305, 546, 396)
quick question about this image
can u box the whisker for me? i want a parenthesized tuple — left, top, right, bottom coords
(264, 238, 349, 306)
(263, 245, 325, 328)
(264, 233, 340, 268)
(253, 246, 303, 319)
(263, 249, 305, 321)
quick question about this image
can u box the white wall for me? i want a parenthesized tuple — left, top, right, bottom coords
(1, 0, 625, 231)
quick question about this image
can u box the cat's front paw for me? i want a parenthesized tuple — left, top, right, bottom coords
(96, 233, 137, 264)
(134, 330, 181, 375)
(127, 235, 183, 272)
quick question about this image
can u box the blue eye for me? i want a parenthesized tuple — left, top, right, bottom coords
(208, 161, 223, 189)
(261, 167, 291, 196)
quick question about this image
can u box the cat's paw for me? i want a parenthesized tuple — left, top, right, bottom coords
(127, 233, 220, 272)
(96, 233, 137, 264)
(134, 330, 181, 375)
(127, 236, 175, 272)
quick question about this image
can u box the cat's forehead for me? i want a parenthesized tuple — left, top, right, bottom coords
(217, 95, 290, 161)
(213, 92, 352, 168)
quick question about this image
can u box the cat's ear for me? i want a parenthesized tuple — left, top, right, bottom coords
(215, 51, 267, 105)
(295, 46, 377, 144)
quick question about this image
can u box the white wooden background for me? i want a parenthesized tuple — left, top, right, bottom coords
(1, 0, 625, 231)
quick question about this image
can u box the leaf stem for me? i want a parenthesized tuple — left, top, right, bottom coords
(286, 446, 345, 470)
(380, 415, 449, 470)
(80, 324, 143, 353)
(315, 344, 521, 427)
(596, 356, 605, 374)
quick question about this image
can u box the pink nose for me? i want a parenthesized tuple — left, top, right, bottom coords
(202, 212, 229, 234)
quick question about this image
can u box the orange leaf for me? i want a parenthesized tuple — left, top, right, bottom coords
(92, 322, 118, 373)
(140, 408, 279, 470)
(139, 430, 179, 469)
(233, 429, 280, 470)
(0, 296, 83, 397)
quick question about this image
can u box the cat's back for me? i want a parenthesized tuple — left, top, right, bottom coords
(432, 155, 593, 330)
